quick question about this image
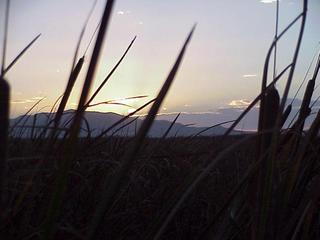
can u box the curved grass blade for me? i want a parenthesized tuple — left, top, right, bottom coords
(9, 97, 44, 133)
(258, 9, 305, 139)
(141, 64, 291, 240)
(87, 95, 147, 108)
(224, 63, 292, 137)
(148, 131, 271, 240)
(191, 119, 236, 138)
(85, 99, 155, 152)
(256, 1, 308, 237)
(290, 44, 320, 106)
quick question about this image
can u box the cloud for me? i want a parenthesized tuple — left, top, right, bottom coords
(127, 108, 137, 114)
(10, 96, 45, 104)
(11, 100, 27, 104)
(31, 96, 45, 100)
(243, 74, 257, 78)
(11, 99, 35, 104)
(260, 0, 279, 3)
(228, 99, 251, 108)
(117, 10, 132, 15)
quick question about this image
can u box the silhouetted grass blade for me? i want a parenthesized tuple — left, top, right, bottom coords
(86, 24, 196, 240)
(0, 77, 10, 206)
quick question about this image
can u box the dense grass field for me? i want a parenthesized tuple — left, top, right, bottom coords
(3, 136, 255, 239)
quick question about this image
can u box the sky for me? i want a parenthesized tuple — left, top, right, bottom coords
(0, 0, 320, 122)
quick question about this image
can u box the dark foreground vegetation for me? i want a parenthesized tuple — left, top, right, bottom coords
(1, 0, 320, 239)
(4, 136, 255, 239)
(2, 133, 320, 240)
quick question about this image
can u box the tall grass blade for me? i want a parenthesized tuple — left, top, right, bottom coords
(273, 0, 279, 79)
(0, 77, 10, 207)
(86, 25, 196, 240)
(161, 112, 180, 139)
(70, 0, 97, 71)
(281, 104, 292, 127)
(52, 57, 84, 132)
(83, 21, 101, 57)
(257, 7, 305, 138)
(85, 36, 137, 106)
(41, 1, 115, 239)
(1, 0, 10, 75)
(0, 1, 10, 205)
(290, 45, 320, 106)
(254, 1, 308, 238)
(147, 131, 270, 240)
(87, 99, 155, 151)
(224, 63, 292, 137)
(2, 34, 41, 77)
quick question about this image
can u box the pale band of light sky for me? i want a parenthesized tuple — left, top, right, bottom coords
(0, 0, 319, 118)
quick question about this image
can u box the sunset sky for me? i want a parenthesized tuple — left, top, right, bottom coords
(1, 0, 320, 120)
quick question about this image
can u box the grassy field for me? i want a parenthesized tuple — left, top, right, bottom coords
(1, 0, 320, 239)
(3, 136, 254, 239)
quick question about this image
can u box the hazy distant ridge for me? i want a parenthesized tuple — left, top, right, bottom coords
(10, 110, 238, 138)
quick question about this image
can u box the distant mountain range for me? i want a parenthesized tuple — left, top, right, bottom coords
(10, 98, 317, 138)
(10, 110, 240, 138)
(156, 98, 319, 130)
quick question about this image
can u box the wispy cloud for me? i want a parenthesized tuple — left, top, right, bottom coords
(260, 0, 279, 3)
(117, 10, 131, 15)
(31, 96, 45, 100)
(228, 99, 251, 108)
(11, 99, 34, 104)
(11, 96, 46, 104)
(243, 74, 257, 78)
(11, 100, 27, 104)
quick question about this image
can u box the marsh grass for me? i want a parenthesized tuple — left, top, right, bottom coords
(1, 0, 320, 239)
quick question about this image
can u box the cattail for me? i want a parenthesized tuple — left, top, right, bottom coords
(261, 85, 280, 151)
(298, 79, 315, 127)
(0, 77, 10, 204)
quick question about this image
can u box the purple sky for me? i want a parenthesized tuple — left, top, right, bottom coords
(0, 0, 319, 126)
